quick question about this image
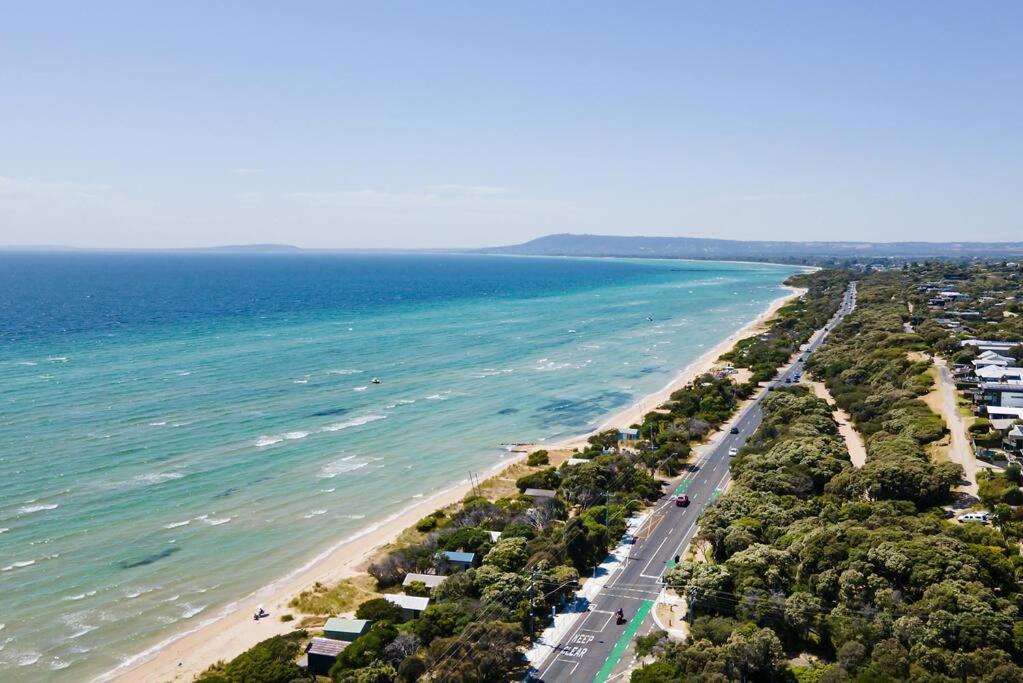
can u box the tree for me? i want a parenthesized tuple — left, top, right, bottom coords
(484, 537, 529, 573)
(331, 622, 398, 675)
(355, 598, 405, 623)
(413, 602, 473, 645)
(427, 620, 523, 682)
(666, 562, 734, 616)
(724, 625, 784, 682)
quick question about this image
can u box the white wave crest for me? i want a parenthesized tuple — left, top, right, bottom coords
(302, 509, 327, 519)
(203, 517, 232, 526)
(19, 503, 58, 514)
(327, 368, 362, 375)
(318, 458, 369, 479)
(255, 435, 283, 447)
(320, 414, 386, 433)
(163, 520, 191, 529)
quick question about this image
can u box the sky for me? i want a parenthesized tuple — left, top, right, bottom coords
(1, 1, 1021, 249)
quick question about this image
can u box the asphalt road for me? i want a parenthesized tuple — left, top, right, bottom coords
(531, 283, 857, 683)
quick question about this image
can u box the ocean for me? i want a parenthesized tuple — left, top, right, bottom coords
(0, 252, 799, 680)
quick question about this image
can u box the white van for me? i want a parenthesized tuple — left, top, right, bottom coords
(957, 512, 990, 524)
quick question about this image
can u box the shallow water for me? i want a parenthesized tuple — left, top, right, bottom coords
(0, 252, 798, 680)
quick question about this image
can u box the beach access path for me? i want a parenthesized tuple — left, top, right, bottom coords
(529, 283, 857, 683)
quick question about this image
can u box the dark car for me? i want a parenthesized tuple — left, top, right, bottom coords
(729, 426, 739, 434)
(676, 494, 690, 507)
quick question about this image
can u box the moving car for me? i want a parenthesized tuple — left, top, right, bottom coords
(675, 494, 690, 507)
(729, 426, 739, 434)
(728, 447, 739, 456)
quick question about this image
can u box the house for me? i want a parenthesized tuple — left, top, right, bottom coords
(980, 383, 1023, 409)
(384, 593, 430, 620)
(486, 530, 503, 542)
(976, 365, 1023, 383)
(402, 572, 448, 593)
(437, 550, 475, 570)
(323, 617, 371, 642)
(618, 427, 640, 442)
(1004, 424, 1023, 452)
(566, 457, 591, 466)
(523, 488, 557, 500)
(306, 637, 349, 676)
(962, 339, 1021, 353)
(985, 406, 1023, 430)
(973, 351, 1015, 369)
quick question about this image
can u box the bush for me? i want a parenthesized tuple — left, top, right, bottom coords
(415, 515, 439, 532)
(970, 418, 992, 434)
(198, 631, 306, 683)
(355, 597, 405, 623)
(527, 450, 550, 466)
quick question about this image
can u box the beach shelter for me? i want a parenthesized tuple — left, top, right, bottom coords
(323, 617, 371, 642)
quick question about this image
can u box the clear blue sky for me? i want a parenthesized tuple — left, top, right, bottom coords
(2, 1, 1021, 248)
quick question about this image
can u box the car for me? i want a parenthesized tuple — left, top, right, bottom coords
(728, 447, 739, 456)
(958, 512, 990, 524)
(784, 378, 791, 384)
(675, 494, 690, 507)
(729, 426, 739, 434)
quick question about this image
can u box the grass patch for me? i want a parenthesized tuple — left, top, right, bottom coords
(288, 574, 379, 616)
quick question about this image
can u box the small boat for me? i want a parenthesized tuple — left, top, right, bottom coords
(371, 377, 381, 384)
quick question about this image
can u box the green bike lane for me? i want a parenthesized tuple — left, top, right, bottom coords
(592, 599, 654, 683)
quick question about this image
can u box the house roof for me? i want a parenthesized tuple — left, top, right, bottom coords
(986, 407, 1023, 418)
(1008, 425, 1023, 438)
(384, 594, 430, 611)
(980, 382, 1023, 391)
(976, 366, 1023, 380)
(439, 550, 475, 563)
(619, 428, 640, 437)
(308, 637, 349, 657)
(524, 488, 557, 499)
(403, 573, 448, 588)
(323, 618, 370, 634)
(486, 530, 503, 542)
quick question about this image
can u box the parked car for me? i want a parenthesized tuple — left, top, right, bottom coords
(675, 494, 690, 507)
(958, 511, 990, 524)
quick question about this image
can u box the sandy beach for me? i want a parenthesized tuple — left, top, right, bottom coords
(109, 285, 803, 683)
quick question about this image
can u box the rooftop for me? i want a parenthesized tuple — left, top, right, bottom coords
(439, 550, 475, 563)
(308, 637, 349, 657)
(384, 594, 431, 611)
(323, 617, 370, 634)
(524, 488, 557, 499)
(402, 573, 448, 589)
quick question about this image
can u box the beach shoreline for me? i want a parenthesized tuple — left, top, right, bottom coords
(108, 284, 804, 683)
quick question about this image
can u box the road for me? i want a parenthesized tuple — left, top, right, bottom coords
(531, 283, 857, 683)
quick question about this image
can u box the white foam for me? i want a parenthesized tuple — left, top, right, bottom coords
(63, 590, 97, 601)
(0, 528, 8, 534)
(18, 503, 58, 514)
(292, 379, 309, 384)
(318, 458, 369, 479)
(203, 517, 232, 526)
(353, 386, 368, 392)
(163, 520, 191, 529)
(175, 370, 192, 376)
(327, 368, 362, 375)
(255, 435, 283, 447)
(16, 361, 37, 366)
(181, 604, 207, 619)
(50, 658, 71, 670)
(148, 421, 167, 426)
(342, 514, 367, 520)
(283, 431, 310, 441)
(17, 653, 41, 666)
(134, 472, 185, 485)
(47, 356, 69, 363)
(321, 414, 386, 432)
(320, 487, 336, 493)
(125, 587, 157, 599)
(302, 509, 327, 519)
(2, 560, 36, 572)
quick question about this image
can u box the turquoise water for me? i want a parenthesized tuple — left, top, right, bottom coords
(0, 253, 798, 680)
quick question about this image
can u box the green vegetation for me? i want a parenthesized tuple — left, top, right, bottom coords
(526, 449, 549, 466)
(198, 631, 307, 683)
(636, 272, 1023, 682)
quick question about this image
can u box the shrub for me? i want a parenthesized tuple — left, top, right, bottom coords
(415, 515, 439, 532)
(355, 597, 405, 623)
(527, 450, 550, 466)
(198, 631, 306, 683)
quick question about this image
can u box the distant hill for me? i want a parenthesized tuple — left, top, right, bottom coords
(483, 234, 1023, 263)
